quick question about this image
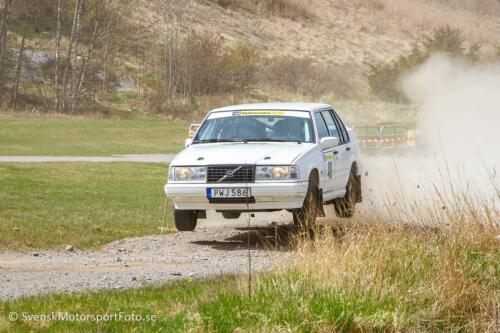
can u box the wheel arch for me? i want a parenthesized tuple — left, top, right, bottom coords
(351, 161, 358, 175)
(309, 168, 319, 183)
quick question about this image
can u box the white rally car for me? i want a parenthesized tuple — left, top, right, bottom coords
(165, 103, 362, 231)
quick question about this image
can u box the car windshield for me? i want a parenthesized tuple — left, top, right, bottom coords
(193, 110, 314, 144)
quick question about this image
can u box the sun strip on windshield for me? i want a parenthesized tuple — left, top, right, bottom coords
(208, 110, 311, 119)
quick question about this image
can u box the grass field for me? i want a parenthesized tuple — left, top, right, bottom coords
(0, 115, 187, 156)
(0, 163, 171, 250)
(1, 221, 497, 332)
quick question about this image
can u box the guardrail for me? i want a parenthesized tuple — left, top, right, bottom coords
(353, 125, 417, 151)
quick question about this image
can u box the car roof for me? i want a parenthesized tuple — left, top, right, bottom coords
(210, 103, 332, 113)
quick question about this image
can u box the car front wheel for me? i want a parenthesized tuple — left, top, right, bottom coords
(293, 176, 319, 228)
(174, 209, 198, 231)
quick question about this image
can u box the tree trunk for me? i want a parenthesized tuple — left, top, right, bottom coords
(54, 0, 62, 111)
(10, 33, 25, 111)
(61, 0, 84, 112)
(182, 6, 190, 110)
(69, 0, 84, 111)
(72, 18, 99, 113)
(0, 0, 13, 107)
(167, 0, 174, 113)
(102, 39, 108, 92)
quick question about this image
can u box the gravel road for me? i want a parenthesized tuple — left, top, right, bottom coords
(0, 212, 294, 301)
(2, 153, 493, 301)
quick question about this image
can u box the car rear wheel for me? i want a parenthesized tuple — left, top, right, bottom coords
(333, 168, 358, 218)
(174, 209, 198, 231)
(293, 175, 319, 228)
(222, 212, 241, 219)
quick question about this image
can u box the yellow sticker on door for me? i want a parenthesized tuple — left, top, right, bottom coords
(324, 152, 335, 161)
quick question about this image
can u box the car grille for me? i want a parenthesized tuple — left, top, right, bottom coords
(207, 165, 254, 183)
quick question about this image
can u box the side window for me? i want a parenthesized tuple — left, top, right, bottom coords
(314, 112, 329, 140)
(332, 111, 350, 143)
(320, 111, 341, 140)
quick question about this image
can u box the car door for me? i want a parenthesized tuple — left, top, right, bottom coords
(318, 110, 345, 191)
(313, 112, 334, 192)
(331, 110, 353, 190)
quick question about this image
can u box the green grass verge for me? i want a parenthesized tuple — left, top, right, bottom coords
(0, 163, 171, 250)
(0, 115, 187, 156)
(0, 273, 416, 333)
(0, 222, 497, 331)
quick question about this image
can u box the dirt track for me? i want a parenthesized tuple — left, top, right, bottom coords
(0, 212, 294, 301)
(1, 153, 496, 300)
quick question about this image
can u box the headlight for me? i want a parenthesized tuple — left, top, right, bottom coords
(169, 166, 206, 182)
(255, 166, 299, 180)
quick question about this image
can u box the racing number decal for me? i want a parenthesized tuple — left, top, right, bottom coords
(323, 152, 335, 179)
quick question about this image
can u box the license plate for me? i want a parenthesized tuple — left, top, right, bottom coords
(207, 187, 251, 198)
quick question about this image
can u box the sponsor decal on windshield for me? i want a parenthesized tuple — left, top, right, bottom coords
(239, 111, 285, 116)
(208, 110, 310, 119)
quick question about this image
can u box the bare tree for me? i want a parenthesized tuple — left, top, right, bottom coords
(0, 0, 13, 106)
(10, 32, 25, 111)
(54, 0, 62, 111)
(61, 0, 84, 112)
(71, 17, 98, 113)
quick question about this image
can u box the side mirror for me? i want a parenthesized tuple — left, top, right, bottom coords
(320, 136, 339, 149)
(188, 123, 200, 138)
(185, 138, 193, 147)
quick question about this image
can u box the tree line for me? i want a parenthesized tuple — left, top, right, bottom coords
(0, 0, 262, 115)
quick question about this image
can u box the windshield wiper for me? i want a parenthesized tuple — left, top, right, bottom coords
(242, 139, 285, 142)
(193, 139, 242, 144)
(243, 139, 304, 143)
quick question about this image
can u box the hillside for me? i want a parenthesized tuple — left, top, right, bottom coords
(163, 0, 500, 65)
(132, 0, 498, 98)
(0, 0, 498, 115)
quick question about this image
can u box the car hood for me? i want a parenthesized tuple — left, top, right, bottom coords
(171, 142, 313, 166)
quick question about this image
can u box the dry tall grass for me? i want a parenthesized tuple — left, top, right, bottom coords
(212, 0, 314, 20)
(256, 181, 499, 331)
(354, 0, 500, 44)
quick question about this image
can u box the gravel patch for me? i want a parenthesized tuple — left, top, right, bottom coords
(0, 213, 294, 301)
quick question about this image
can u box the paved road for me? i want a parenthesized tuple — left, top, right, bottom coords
(0, 154, 175, 163)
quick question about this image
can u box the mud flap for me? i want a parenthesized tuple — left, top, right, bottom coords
(317, 189, 326, 217)
(355, 175, 363, 203)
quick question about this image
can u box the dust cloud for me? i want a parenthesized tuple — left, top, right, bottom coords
(403, 55, 499, 168)
(361, 55, 499, 217)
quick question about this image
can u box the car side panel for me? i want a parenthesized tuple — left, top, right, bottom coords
(294, 145, 330, 194)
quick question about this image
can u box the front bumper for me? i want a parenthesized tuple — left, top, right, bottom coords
(165, 181, 308, 211)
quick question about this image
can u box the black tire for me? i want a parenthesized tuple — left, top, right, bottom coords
(174, 210, 198, 231)
(222, 212, 241, 219)
(293, 175, 319, 228)
(334, 168, 358, 218)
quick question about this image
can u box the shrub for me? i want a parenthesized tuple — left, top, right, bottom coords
(265, 56, 353, 98)
(181, 37, 258, 96)
(212, 0, 314, 21)
(266, 57, 328, 95)
(219, 43, 259, 93)
(367, 26, 478, 103)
